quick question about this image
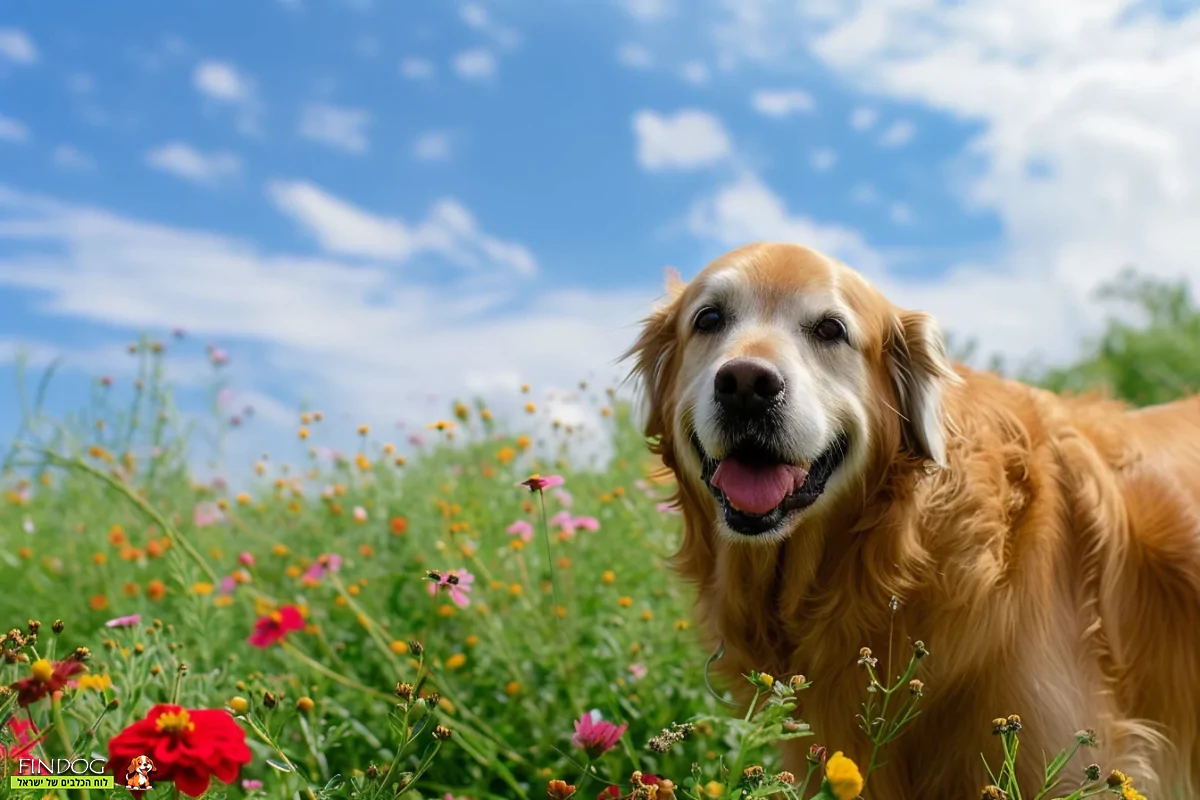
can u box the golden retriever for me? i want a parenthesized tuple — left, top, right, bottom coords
(626, 242, 1200, 799)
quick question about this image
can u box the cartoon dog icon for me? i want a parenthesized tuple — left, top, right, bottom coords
(123, 755, 156, 791)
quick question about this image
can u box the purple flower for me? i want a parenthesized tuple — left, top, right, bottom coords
(426, 569, 475, 608)
(507, 519, 534, 542)
(571, 711, 627, 758)
(105, 614, 141, 628)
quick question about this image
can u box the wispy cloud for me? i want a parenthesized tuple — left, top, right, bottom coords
(146, 142, 241, 185)
(267, 180, 537, 276)
(0, 114, 30, 144)
(0, 28, 37, 65)
(459, 3, 521, 49)
(616, 42, 654, 70)
(298, 104, 370, 154)
(878, 120, 915, 148)
(751, 89, 815, 117)
(193, 60, 262, 136)
(400, 57, 435, 80)
(413, 131, 453, 162)
(453, 49, 497, 81)
(52, 145, 96, 171)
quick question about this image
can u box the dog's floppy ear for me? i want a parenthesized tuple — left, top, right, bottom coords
(887, 309, 961, 466)
(623, 267, 686, 462)
(126, 758, 139, 776)
(148, 758, 157, 772)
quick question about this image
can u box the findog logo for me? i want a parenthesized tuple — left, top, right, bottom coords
(123, 754, 157, 791)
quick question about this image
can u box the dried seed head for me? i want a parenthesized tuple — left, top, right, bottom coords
(777, 771, 795, 784)
(408, 640, 424, 656)
(909, 679, 924, 696)
(27, 620, 40, 636)
(914, 640, 929, 659)
(980, 786, 1007, 800)
(1085, 764, 1101, 782)
(72, 647, 91, 662)
(394, 682, 415, 702)
(262, 691, 277, 709)
(51, 620, 64, 634)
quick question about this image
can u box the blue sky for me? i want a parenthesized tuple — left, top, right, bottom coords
(3, 0, 1199, 474)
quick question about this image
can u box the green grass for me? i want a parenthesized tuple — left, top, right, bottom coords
(0, 346, 1150, 800)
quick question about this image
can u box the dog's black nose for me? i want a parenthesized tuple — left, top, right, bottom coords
(714, 357, 785, 414)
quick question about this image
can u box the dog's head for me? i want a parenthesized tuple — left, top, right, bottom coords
(627, 242, 960, 543)
(126, 755, 156, 776)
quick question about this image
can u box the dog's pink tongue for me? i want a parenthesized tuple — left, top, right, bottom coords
(711, 459, 808, 515)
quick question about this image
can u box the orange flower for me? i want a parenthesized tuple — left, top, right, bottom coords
(496, 447, 516, 465)
(108, 524, 127, 546)
(146, 540, 164, 559)
(146, 579, 167, 602)
(516, 435, 531, 451)
(89, 594, 108, 611)
(358, 544, 375, 558)
(123, 582, 140, 597)
(390, 517, 408, 535)
(92, 552, 107, 565)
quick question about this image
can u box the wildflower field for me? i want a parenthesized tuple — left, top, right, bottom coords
(1, 271, 1196, 800)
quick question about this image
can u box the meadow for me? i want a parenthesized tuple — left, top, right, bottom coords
(1, 271, 1195, 800)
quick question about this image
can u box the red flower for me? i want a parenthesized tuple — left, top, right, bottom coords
(107, 704, 251, 797)
(1, 716, 45, 773)
(597, 775, 658, 799)
(518, 473, 565, 492)
(10, 658, 86, 707)
(247, 605, 305, 648)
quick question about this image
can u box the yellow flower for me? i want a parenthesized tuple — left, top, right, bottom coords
(509, 583, 523, 596)
(703, 782, 724, 798)
(465, 634, 479, 647)
(602, 570, 615, 584)
(515, 435, 531, 451)
(524, 402, 536, 414)
(296, 696, 315, 712)
(446, 653, 467, 669)
(357, 424, 370, 436)
(300, 412, 312, 424)
(825, 752, 864, 800)
(640, 610, 653, 621)
(78, 674, 112, 692)
(438, 605, 456, 617)
(273, 543, 289, 557)
(213, 595, 233, 607)
(557, 557, 571, 569)
(31, 658, 53, 683)
(674, 619, 690, 631)
(192, 582, 214, 596)
(228, 696, 249, 713)
(510, 539, 526, 552)
(618, 596, 633, 608)
(390, 640, 409, 654)
(236, 492, 250, 505)
(505, 681, 520, 696)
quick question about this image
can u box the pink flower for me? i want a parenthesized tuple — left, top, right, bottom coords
(105, 614, 141, 628)
(302, 554, 342, 582)
(425, 569, 475, 608)
(218, 387, 234, 408)
(207, 345, 229, 366)
(247, 605, 305, 648)
(352, 506, 368, 523)
(553, 488, 573, 508)
(571, 711, 627, 758)
(519, 474, 565, 492)
(507, 519, 534, 542)
(408, 433, 425, 447)
(656, 502, 680, 515)
(237, 551, 255, 567)
(193, 502, 225, 528)
(551, 513, 600, 537)
(219, 576, 237, 595)
(629, 663, 647, 682)
(242, 780, 264, 790)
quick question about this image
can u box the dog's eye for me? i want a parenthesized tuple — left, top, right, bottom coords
(694, 306, 725, 334)
(812, 317, 848, 344)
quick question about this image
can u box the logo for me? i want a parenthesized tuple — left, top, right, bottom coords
(123, 755, 157, 791)
(8, 756, 116, 790)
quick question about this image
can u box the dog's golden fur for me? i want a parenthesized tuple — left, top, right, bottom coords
(627, 242, 1200, 798)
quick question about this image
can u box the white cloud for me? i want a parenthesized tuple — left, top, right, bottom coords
(680, 61, 710, 85)
(624, 0, 675, 21)
(66, 73, 93, 93)
(850, 182, 878, 204)
(632, 109, 732, 171)
(0, 186, 638, 470)
(889, 202, 913, 225)
(0, 28, 37, 65)
(398, 56, 436, 79)
(751, 89, 815, 117)
(453, 49, 496, 81)
(878, 119, 915, 148)
(0, 115, 29, 144)
(849, 106, 877, 131)
(459, 3, 521, 49)
(810, 147, 837, 171)
(617, 42, 654, 70)
(413, 131, 453, 162)
(146, 142, 241, 185)
(194, 60, 251, 103)
(400, 57, 435, 80)
(266, 180, 537, 276)
(685, 0, 1200, 366)
(193, 60, 261, 136)
(687, 172, 885, 275)
(52, 145, 96, 171)
(298, 104, 369, 154)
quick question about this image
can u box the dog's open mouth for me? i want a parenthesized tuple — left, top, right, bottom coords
(695, 432, 849, 536)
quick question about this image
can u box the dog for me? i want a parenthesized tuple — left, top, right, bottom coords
(626, 242, 1200, 799)
(123, 755, 156, 791)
